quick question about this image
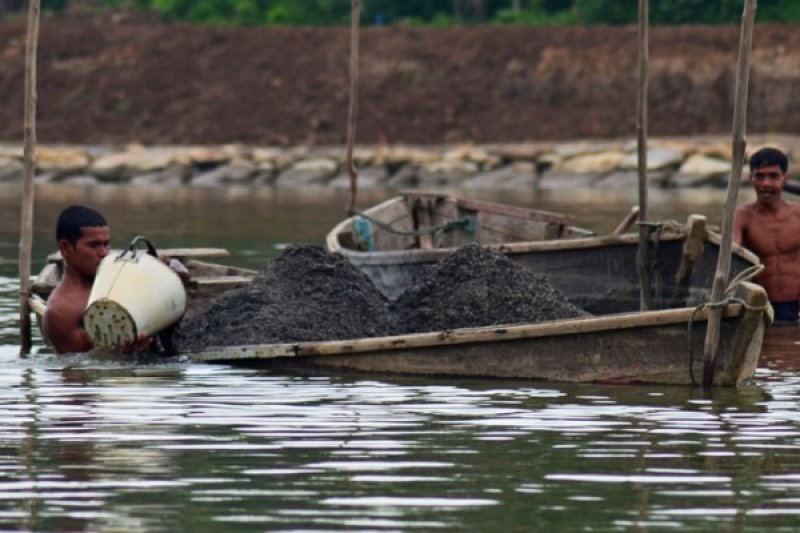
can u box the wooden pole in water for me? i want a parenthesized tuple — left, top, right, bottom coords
(18, 0, 41, 356)
(346, 0, 361, 214)
(702, 0, 758, 388)
(636, 0, 652, 311)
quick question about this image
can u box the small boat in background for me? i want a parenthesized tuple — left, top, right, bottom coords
(325, 192, 760, 314)
(326, 192, 600, 299)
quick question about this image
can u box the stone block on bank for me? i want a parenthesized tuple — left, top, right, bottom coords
(696, 141, 732, 161)
(678, 153, 731, 177)
(61, 174, 100, 186)
(460, 163, 535, 189)
(534, 152, 562, 174)
(274, 157, 338, 187)
(560, 151, 625, 174)
(554, 140, 626, 158)
(417, 160, 479, 186)
(0, 143, 22, 159)
(130, 165, 189, 186)
(191, 159, 258, 186)
(619, 147, 685, 171)
(88, 148, 174, 181)
(251, 146, 284, 165)
(667, 172, 726, 188)
(384, 145, 439, 166)
(595, 170, 671, 189)
(329, 166, 389, 189)
(442, 145, 501, 168)
(487, 142, 552, 162)
(386, 165, 418, 189)
(36, 147, 91, 174)
(0, 158, 24, 182)
(171, 146, 230, 168)
(88, 152, 130, 181)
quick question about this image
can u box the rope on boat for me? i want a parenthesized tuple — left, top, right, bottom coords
(348, 209, 477, 240)
(686, 264, 766, 386)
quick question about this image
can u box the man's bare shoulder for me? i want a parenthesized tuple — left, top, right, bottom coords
(736, 202, 759, 215)
(786, 201, 800, 216)
(735, 202, 758, 225)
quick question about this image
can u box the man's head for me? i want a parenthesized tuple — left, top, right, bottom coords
(748, 147, 789, 206)
(55, 205, 111, 280)
(749, 147, 789, 174)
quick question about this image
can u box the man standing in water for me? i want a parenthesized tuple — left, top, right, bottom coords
(43, 205, 112, 353)
(733, 147, 800, 324)
(43, 205, 186, 353)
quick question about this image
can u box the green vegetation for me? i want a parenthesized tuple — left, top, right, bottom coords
(6, 0, 800, 25)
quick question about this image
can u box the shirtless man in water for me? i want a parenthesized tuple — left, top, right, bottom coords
(42, 205, 182, 353)
(733, 147, 800, 324)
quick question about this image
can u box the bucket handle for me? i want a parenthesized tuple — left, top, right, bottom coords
(119, 235, 159, 260)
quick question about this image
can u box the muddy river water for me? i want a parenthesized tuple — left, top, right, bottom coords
(1, 183, 800, 531)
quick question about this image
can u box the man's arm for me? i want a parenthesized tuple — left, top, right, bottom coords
(42, 303, 94, 354)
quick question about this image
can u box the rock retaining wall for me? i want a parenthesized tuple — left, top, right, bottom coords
(1, 134, 798, 189)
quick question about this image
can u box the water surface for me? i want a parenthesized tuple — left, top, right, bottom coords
(2, 183, 799, 532)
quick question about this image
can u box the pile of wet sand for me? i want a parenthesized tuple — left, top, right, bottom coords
(390, 244, 589, 334)
(176, 244, 588, 352)
(175, 245, 396, 352)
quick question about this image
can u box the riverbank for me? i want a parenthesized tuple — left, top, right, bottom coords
(0, 135, 798, 190)
(1, 18, 800, 146)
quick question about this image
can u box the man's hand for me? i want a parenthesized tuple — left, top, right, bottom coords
(121, 334, 154, 354)
(159, 254, 191, 284)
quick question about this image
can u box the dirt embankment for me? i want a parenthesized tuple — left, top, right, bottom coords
(0, 14, 799, 146)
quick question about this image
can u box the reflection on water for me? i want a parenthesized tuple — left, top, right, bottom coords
(1, 183, 799, 531)
(1, 353, 800, 531)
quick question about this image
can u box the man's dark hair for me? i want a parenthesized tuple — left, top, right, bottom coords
(749, 147, 788, 173)
(55, 205, 108, 244)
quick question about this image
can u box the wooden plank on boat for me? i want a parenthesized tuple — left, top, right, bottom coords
(46, 247, 231, 263)
(191, 275, 254, 286)
(191, 342, 297, 361)
(27, 294, 46, 317)
(456, 197, 576, 225)
(190, 302, 745, 362)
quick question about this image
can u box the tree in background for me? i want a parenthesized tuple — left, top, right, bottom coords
(1, 0, 799, 25)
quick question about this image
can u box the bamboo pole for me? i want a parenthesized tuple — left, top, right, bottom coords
(345, 0, 361, 213)
(18, 0, 41, 356)
(636, 0, 652, 311)
(702, 0, 758, 388)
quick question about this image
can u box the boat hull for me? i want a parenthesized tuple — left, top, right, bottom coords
(190, 281, 770, 386)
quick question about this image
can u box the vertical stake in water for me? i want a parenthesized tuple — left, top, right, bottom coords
(636, 0, 652, 311)
(346, 0, 361, 214)
(18, 0, 41, 356)
(702, 0, 758, 388)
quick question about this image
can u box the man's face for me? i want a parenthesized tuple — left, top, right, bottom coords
(60, 226, 111, 279)
(750, 164, 787, 204)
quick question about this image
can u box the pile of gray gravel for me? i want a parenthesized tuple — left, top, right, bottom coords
(176, 244, 588, 352)
(175, 245, 396, 352)
(390, 244, 589, 334)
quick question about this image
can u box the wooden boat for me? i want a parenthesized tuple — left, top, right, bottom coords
(327, 192, 600, 299)
(326, 192, 760, 314)
(186, 201, 772, 386)
(189, 280, 770, 386)
(28, 247, 257, 324)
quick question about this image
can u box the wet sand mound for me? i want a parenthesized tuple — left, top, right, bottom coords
(175, 245, 396, 352)
(391, 244, 589, 334)
(177, 244, 589, 352)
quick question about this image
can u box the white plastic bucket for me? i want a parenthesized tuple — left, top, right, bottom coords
(84, 240, 187, 349)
